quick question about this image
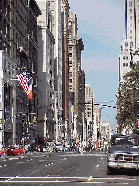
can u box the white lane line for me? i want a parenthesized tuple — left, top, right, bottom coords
(1, 181, 71, 183)
(59, 154, 107, 157)
(0, 177, 136, 180)
(96, 164, 99, 167)
(0, 180, 129, 185)
(88, 176, 92, 181)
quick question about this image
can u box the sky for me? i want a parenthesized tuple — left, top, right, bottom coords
(68, 0, 125, 127)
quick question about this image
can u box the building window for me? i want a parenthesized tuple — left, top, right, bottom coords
(123, 56, 128, 60)
(130, 16, 132, 20)
(130, 29, 132, 34)
(130, 36, 132, 39)
(130, 23, 132, 27)
(129, 2, 132, 6)
(69, 85, 72, 90)
(69, 72, 72, 77)
(125, 42, 128, 47)
(69, 53, 72, 57)
(69, 79, 72, 83)
(69, 46, 72, 50)
(130, 9, 132, 13)
(123, 63, 128, 67)
(69, 60, 72, 64)
(125, 49, 128, 52)
(130, 42, 133, 47)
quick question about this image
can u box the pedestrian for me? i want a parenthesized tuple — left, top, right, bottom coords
(31, 143, 34, 153)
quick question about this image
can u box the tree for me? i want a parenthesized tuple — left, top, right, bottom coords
(116, 62, 139, 132)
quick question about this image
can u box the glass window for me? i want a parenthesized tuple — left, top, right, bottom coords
(69, 79, 72, 83)
(130, 29, 132, 34)
(130, 9, 132, 13)
(125, 42, 128, 47)
(129, 2, 132, 6)
(123, 63, 125, 66)
(123, 56, 128, 60)
(130, 42, 133, 47)
(130, 16, 132, 20)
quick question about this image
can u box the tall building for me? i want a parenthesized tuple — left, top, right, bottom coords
(68, 12, 84, 141)
(47, 0, 63, 142)
(37, 0, 55, 141)
(85, 84, 93, 141)
(61, 0, 70, 140)
(119, 0, 139, 82)
(0, 0, 41, 146)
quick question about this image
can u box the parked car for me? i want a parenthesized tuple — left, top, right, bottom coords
(0, 149, 7, 156)
(6, 147, 24, 156)
(107, 133, 139, 174)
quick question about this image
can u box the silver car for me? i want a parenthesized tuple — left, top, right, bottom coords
(107, 134, 139, 174)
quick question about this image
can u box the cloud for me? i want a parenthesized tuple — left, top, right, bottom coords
(82, 57, 119, 72)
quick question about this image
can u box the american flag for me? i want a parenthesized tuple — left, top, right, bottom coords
(17, 71, 29, 95)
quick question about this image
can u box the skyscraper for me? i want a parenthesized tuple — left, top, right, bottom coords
(119, 0, 139, 82)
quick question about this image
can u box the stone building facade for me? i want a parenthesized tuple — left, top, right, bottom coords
(0, 0, 41, 146)
(37, 0, 55, 141)
(68, 12, 84, 141)
(119, 0, 139, 82)
(47, 0, 63, 141)
(61, 0, 70, 140)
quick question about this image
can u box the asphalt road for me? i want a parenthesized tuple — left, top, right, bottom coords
(0, 150, 138, 186)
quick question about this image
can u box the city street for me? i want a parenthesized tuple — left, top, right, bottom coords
(0, 151, 138, 186)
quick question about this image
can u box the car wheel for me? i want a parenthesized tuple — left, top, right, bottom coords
(18, 152, 21, 156)
(3, 152, 7, 157)
(107, 166, 113, 175)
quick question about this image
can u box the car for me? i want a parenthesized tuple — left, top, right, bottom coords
(0, 149, 7, 156)
(107, 133, 139, 174)
(55, 143, 63, 152)
(6, 147, 24, 156)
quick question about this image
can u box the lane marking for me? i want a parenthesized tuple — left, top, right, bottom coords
(0, 176, 136, 180)
(59, 154, 107, 157)
(0, 180, 106, 183)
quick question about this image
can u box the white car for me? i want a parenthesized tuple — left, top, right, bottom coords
(55, 144, 63, 152)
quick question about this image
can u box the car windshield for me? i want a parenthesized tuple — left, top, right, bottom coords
(111, 136, 139, 146)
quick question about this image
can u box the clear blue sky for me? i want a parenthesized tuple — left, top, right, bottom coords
(68, 0, 125, 127)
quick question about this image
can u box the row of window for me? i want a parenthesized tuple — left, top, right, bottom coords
(123, 56, 128, 60)
(125, 41, 133, 47)
(123, 63, 128, 67)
